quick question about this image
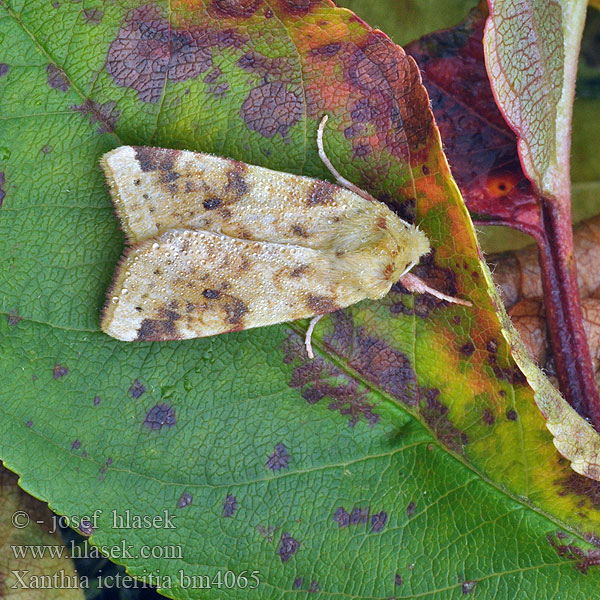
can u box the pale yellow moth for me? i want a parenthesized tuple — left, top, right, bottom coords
(100, 116, 469, 357)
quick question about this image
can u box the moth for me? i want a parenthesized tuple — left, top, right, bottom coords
(101, 116, 470, 358)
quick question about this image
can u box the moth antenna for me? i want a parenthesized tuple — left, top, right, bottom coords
(305, 314, 324, 359)
(400, 273, 472, 307)
(317, 115, 378, 203)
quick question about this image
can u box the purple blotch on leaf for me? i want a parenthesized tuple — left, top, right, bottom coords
(71, 439, 81, 450)
(462, 581, 478, 594)
(46, 64, 69, 92)
(333, 507, 350, 527)
(53, 364, 68, 379)
(6, 311, 21, 326)
(293, 577, 303, 589)
(0, 172, 4, 207)
(93, 395, 101, 406)
(278, 532, 299, 563)
(223, 494, 238, 517)
(406, 501, 416, 517)
(266, 443, 290, 471)
(177, 492, 193, 508)
(0, 63, 9, 77)
(25, 420, 33, 428)
(350, 507, 368, 525)
(371, 511, 388, 533)
(129, 379, 146, 398)
(395, 574, 403, 586)
(144, 403, 176, 430)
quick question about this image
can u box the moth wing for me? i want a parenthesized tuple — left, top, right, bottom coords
(100, 146, 408, 252)
(102, 229, 369, 342)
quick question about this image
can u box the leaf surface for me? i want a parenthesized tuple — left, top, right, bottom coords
(2, 1, 600, 598)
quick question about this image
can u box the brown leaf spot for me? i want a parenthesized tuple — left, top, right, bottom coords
(53, 364, 68, 379)
(266, 442, 290, 471)
(46, 64, 69, 92)
(222, 494, 238, 517)
(332, 507, 350, 527)
(106, 5, 248, 103)
(210, 0, 263, 18)
(82, 8, 103, 24)
(307, 295, 338, 315)
(6, 311, 21, 326)
(279, 0, 319, 15)
(71, 99, 120, 134)
(460, 342, 475, 357)
(0, 63, 9, 77)
(129, 379, 146, 399)
(278, 532, 299, 563)
(370, 511, 387, 532)
(144, 403, 176, 430)
(240, 81, 302, 138)
(177, 492, 193, 508)
(482, 408, 495, 425)
(306, 181, 336, 207)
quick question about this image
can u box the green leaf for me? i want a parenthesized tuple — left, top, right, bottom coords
(2, 1, 600, 598)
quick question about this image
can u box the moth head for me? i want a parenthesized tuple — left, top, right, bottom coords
(329, 208, 431, 299)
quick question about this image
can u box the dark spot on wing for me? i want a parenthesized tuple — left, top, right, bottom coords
(292, 224, 308, 237)
(278, 532, 299, 563)
(135, 147, 180, 172)
(266, 442, 290, 471)
(203, 197, 223, 210)
(129, 379, 146, 399)
(223, 296, 248, 326)
(46, 64, 69, 91)
(177, 492, 193, 508)
(290, 264, 309, 278)
(307, 295, 338, 315)
(306, 181, 336, 206)
(222, 494, 238, 517)
(160, 170, 181, 183)
(53, 364, 68, 379)
(144, 403, 176, 430)
(225, 166, 249, 196)
(240, 81, 302, 138)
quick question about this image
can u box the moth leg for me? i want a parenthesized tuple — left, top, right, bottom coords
(305, 314, 324, 359)
(400, 273, 472, 307)
(317, 115, 378, 203)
